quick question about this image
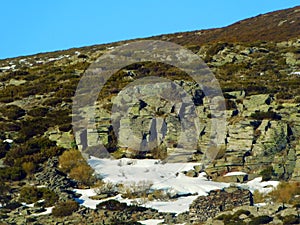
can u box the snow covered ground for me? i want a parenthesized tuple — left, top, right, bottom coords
(89, 157, 229, 196)
(74, 157, 279, 215)
(138, 219, 164, 225)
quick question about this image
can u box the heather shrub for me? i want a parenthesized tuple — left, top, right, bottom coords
(27, 107, 48, 117)
(268, 181, 300, 207)
(0, 105, 25, 120)
(19, 186, 58, 206)
(59, 149, 94, 186)
(0, 166, 26, 181)
(260, 166, 274, 181)
(52, 200, 79, 217)
(250, 111, 281, 120)
(249, 215, 273, 225)
(96, 199, 127, 211)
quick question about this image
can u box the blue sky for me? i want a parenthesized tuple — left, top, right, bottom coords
(1, 1, 299, 59)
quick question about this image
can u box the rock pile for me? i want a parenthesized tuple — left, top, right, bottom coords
(189, 186, 253, 223)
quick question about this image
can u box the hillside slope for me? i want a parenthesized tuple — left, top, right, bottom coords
(0, 5, 299, 225)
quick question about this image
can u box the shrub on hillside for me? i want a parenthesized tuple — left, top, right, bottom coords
(22, 161, 36, 177)
(0, 167, 26, 181)
(0, 105, 25, 120)
(69, 163, 94, 186)
(59, 149, 94, 186)
(27, 107, 48, 117)
(260, 166, 274, 181)
(249, 215, 273, 225)
(0, 141, 10, 158)
(19, 186, 58, 206)
(52, 200, 79, 217)
(58, 123, 72, 132)
(96, 199, 127, 211)
(250, 111, 281, 120)
(282, 215, 299, 225)
(268, 181, 300, 207)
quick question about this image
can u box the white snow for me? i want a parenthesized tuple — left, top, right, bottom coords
(290, 71, 300, 75)
(74, 157, 279, 214)
(254, 202, 267, 207)
(224, 171, 247, 177)
(47, 55, 70, 62)
(73, 188, 119, 209)
(32, 207, 54, 216)
(138, 219, 164, 225)
(21, 202, 34, 207)
(3, 139, 13, 144)
(239, 177, 279, 194)
(89, 157, 229, 196)
(73, 157, 229, 213)
(142, 195, 199, 214)
(0, 65, 15, 70)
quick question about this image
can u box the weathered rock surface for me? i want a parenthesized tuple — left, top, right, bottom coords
(189, 186, 253, 223)
(86, 80, 300, 181)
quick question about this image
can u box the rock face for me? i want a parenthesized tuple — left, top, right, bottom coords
(189, 186, 253, 223)
(86, 80, 300, 181)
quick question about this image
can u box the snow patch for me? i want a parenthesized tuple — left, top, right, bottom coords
(239, 177, 279, 194)
(3, 139, 13, 144)
(224, 171, 247, 177)
(290, 71, 300, 75)
(138, 219, 164, 225)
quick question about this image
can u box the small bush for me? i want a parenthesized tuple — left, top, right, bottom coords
(95, 181, 116, 196)
(0, 141, 10, 158)
(0, 167, 26, 181)
(58, 149, 86, 173)
(96, 199, 127, 211)
(19, 186, 58, 206)
(0, 105, 25, 120)
(234, 209, 251, 217)
(27, 107, 48, 117)
(253, 190, 266, 204)
(52, 200, 79, 217)
(250, 111, 281, 120)
(22, 161, 36, 177)
(59, 149, 95, 186)
(260, 166, 274, 181)
(58, 123, 72, 132)
(69, 163, 94, 186)
(4, 201, 22, 210)
(282, 215, 299, 225)
(19, 186, 40, 204)
(119, 180, 152, 199)
(225, 99, 237, 110)
(249, 215, 273, 225)
(268, 181, 300, 207)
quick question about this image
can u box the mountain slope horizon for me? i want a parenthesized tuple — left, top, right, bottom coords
(1, 5, 299, 61)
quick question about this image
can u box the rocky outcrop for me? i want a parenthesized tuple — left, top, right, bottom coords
(89, 80, 300, 181)
(189, 186, 253, 223)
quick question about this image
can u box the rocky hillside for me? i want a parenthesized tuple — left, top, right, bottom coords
(0, 5, 300, 225)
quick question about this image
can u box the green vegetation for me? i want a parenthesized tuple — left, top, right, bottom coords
(260, 166, 274, 181)
(58, 149, 95, 186)
(249, 215, 273, 225)
(250, 111, 281, 120)
(52, 200, 79, 217)
(19, 186, 58, 207)
(215, 210, 249, 225)
(268, 181, 300, 207)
